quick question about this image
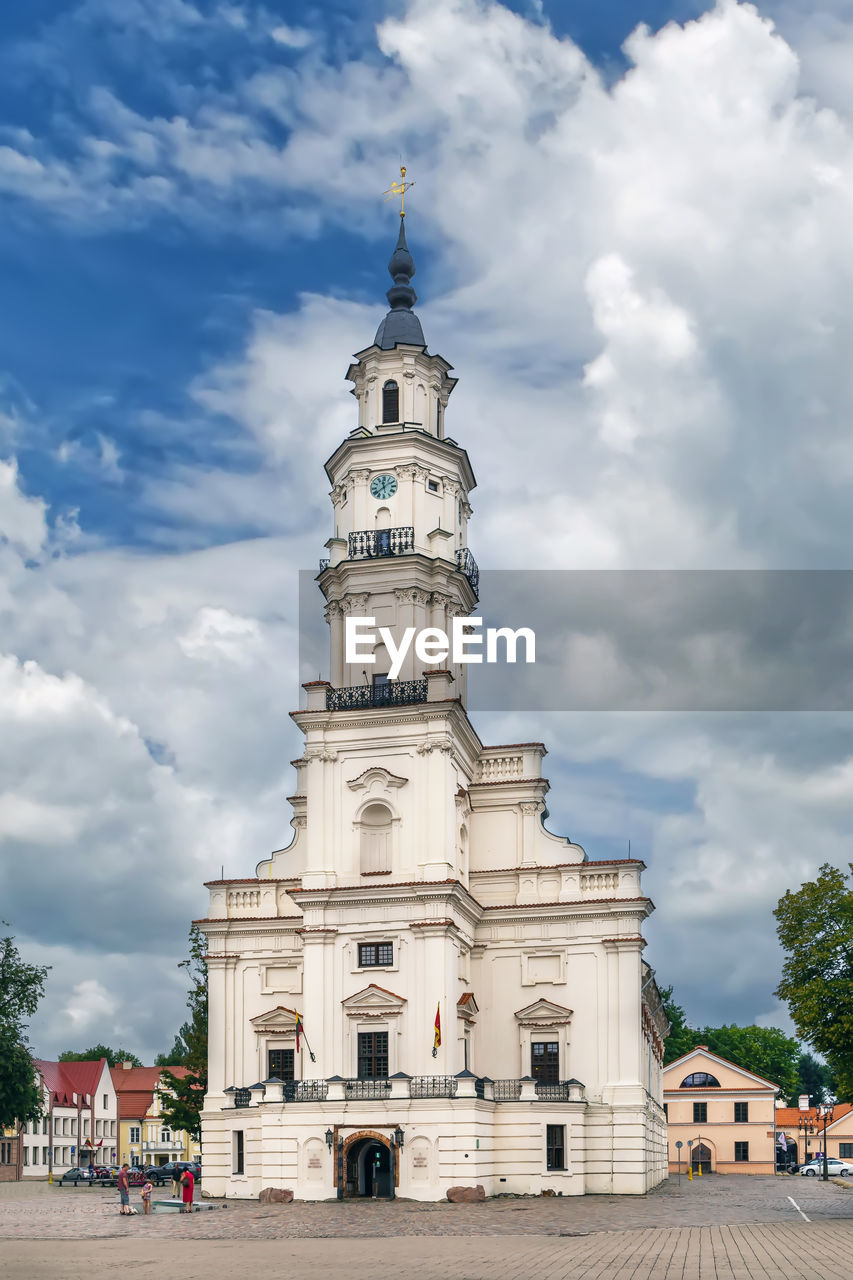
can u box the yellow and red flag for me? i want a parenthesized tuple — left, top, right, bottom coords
(432, 1003, 441, 1057)
(295, 1013, 303, 1054)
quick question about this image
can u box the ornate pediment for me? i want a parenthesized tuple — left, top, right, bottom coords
(342, 983, 407, 1018)
(250, 1006, 300, 1034)
(514, 998, 573, 1027)
(457, 992, 479, 1023)
(347, 767, 408, 793)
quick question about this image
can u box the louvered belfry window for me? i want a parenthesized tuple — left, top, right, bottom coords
(382, 380, 399, 423)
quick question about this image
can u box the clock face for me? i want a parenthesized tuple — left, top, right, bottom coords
(370, 473, 398, 500)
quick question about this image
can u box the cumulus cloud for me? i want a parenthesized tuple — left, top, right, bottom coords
(5, 0, 853, 1051)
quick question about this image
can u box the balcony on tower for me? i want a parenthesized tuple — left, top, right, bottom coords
(348, 526, 414, 559)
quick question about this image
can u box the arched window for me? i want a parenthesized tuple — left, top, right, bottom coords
(359, 802, 392, 874)
(382, 380, 399, 424)
(679, 1072, 721, 1088)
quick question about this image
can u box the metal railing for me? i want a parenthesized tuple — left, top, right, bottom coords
(319, 558, 330, 572)
(283, 1081, 330, 1102)
(492, 1080, 522, 1101)
(233, 1088, 252, 1108)
(535, 1081, 572, 1101)
(349, 527, 414, 559)
(410, 1076, 458, 1099)
(344, 1079, 392, 1099)
(456, 547, 479, 593)
(327, 679, 427, 711)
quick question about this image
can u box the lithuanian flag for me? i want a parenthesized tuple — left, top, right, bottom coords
(433, 1003, 441, 1057)
(295, 1013, 303, 1053)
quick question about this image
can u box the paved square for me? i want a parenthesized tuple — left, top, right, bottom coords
(1, 1176, 851, 1278)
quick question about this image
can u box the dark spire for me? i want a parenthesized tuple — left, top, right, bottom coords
(374, 216, 426, 350)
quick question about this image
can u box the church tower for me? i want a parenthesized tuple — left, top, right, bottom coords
(198, 199, 669, 1202)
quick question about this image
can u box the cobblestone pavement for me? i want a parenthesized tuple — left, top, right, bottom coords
(3, 1223, 853, 1280)
(0, 1174, 851, 1242)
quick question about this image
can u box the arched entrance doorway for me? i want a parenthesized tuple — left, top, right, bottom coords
(339, 1131, 396, 1198)
(691, 1142, 713, 1174)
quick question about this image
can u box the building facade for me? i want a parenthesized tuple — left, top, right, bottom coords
(663, 1047, 780, 1175)
(21, 1060, 117, 1178)
(774, 1102, 853, 1169)
(0, 1126, 21, 1182)
(112, 1063, 201, 1167)
(198, 214, 669, 1200)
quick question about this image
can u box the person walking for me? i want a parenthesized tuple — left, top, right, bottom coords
(170, 1166, 182, 1201)
(180, 1167, 194, 1213)
(117, 1164, 131, 1215)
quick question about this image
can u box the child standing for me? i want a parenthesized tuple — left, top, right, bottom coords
(141, 1178, 153, 1215)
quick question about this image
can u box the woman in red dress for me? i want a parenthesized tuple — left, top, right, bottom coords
(180, 1168, 194, 1212)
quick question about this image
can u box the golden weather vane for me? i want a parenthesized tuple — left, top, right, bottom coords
(383, 165, 415, 217)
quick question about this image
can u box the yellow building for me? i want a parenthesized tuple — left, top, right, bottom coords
(664, 1046, 780, 1175)
(111, 1065, 201, 1168)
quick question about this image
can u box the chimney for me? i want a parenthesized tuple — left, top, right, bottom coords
(122, 1061, 133, 1070)
(798, 1094, 810, 1110)
(696, 1045, 709, 1051)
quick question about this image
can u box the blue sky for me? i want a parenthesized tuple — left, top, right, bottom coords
(3, 0, 853, 1063)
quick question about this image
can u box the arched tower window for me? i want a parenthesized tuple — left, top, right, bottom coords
(382, 380, 399, 424)
(679, 1072, 721, 1088)
(359, 802, 393, 874)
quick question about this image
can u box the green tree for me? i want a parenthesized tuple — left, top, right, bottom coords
(0, 928, 49, 1130)
(696, 1025, 800, 1100)
(660, 985, 698, 1064)
(158, 925, 208, 1141)
(795, 1051, 835, 1106)
(59, 1045, 143, 1068)
(775, 862, 853, 1100)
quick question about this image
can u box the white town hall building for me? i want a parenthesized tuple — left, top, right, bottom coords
(197, 210, 669, 1200)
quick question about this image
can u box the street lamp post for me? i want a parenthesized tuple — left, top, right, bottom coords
(798, 1112, 815, 1172)
(818, 1102, 836, 1182)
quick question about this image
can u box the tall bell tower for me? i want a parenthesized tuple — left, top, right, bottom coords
(319, 213, 479, 699)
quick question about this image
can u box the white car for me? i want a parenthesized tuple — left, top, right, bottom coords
(800, 1158, 852, 1176)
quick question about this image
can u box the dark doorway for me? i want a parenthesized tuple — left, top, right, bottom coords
(345, 1137, 392, 1197)
(691, 1142, 713, 1174)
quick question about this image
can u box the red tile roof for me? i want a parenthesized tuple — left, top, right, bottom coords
(33, 1058, 106, 1106)
(775, 1103, 853, 1128)
(111, 1065, 190, 1121)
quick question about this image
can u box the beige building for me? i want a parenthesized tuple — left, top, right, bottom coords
(664, 1047, 780, 1175)
(775, 1103, 853, 1169)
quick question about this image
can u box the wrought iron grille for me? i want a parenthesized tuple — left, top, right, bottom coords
(233, 1088, 252, 1108)
(492, 1080, 522, 1101)
(475, 1078, 486, 1099)
(348, 527, 414, 559)
(535, 1082, 571, 1101)
(455, 547, 479, 593)
(409, 1076, 458, 1099)
(282, 1081, 330, 1102)
(326, 679, 427, 711)
(343, 1079, 392, 1100)
(319, 558, 330, 572)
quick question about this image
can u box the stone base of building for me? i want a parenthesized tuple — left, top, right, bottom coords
(200, 1093, 668, 1201)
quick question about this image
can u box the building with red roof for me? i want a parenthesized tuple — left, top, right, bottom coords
(774, 1102, 853, 1168)
(111, 1062, 200, 1168)
(20, 1058, 117, 1179)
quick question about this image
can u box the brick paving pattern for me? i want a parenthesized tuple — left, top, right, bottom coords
(1, 1176, 851, 1278)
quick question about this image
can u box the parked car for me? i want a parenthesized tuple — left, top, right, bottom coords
(800, 1158, 852, 1177)
(142, 1166, 173, 1185)
(58, 1169, 94, 1186)
(158, 1161, 201, 1181)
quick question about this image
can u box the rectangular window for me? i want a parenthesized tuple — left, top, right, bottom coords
(531, 1042, 560, 1084)
(734, 1102, 749, 1123)
(358, 942, 393, 968)
(23, 1147, 28, 1166)
(427, 479, 440, 492)
(103, 1094, 108, 1110)
(840, 1144, 853, 1158)
(357, 1031, 389, 1079)
(129, 1127, 140, 1143)
(693, 1102, 707, 1124)
(268, 1049, 295, 1081)
(546, 1125, 565, 1171)
(43, 1118, 48, 1135)
(43, 1147, 49, 1164)
(233, 1130, 244, 1176)
(734, 1142, 749, 1162)
(161, 1131, 171, 1144)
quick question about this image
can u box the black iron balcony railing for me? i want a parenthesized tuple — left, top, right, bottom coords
(410, 1076, 458, 1099)
(349, 527, 414, 559)
(319, 558, 330, 572)
(492, 1080, 522, 1101)
(283, 1081, 330, 1102)
(233, 1088, 252, 1108)
(344, 1079, 392, 1100)
(534, 1081, 572, 1101)
(326, 679, 427, 711)
(456, 546, 479, 592)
